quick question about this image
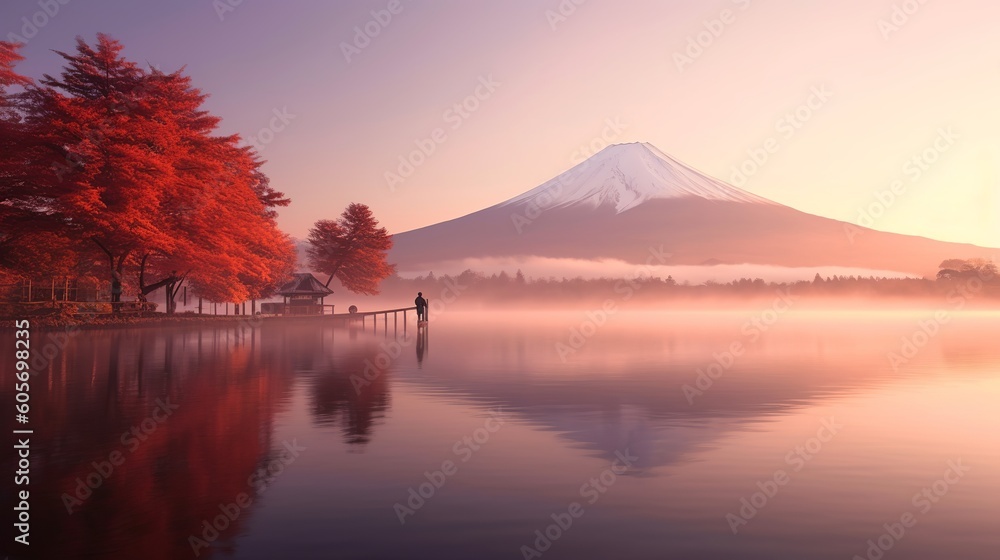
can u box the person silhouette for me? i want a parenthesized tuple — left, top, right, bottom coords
(414, 292, 427, 322)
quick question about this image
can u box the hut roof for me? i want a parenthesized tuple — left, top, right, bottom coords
(278, 273, 333, 297)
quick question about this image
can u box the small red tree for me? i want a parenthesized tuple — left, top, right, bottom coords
(307, 204, 395, 295)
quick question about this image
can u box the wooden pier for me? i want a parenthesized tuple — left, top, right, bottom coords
(332, 303, 428, 336)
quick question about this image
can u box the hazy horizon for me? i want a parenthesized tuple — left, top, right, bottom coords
(4, 0, 999, 246)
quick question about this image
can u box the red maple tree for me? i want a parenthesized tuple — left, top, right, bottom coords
(0, 41, 31, 282)
(306, 203, 396, 295)
(22, 35, 177, 307)
(132, 69, 293, 312)
(8, 34, 296, 312)
(0, 41, 85, 284)
(183, 144, 295, 307)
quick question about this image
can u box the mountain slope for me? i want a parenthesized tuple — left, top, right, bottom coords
(390, 143, 992, 278)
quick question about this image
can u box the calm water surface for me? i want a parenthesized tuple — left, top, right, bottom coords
(2, 310, 998, 559)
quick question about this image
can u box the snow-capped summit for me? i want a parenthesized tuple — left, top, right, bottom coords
(501, 142, 775, 213)
(390, 141, 991, 278)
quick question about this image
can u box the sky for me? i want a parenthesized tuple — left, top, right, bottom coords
(3, 0, 999, 247)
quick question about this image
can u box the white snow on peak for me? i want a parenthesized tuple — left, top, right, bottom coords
(502, 142, 776, 213)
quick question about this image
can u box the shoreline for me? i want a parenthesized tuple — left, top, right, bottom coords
(0, 312, 365, 332)
(4, 299, 1000, 332)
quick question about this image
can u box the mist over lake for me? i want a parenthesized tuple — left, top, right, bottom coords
(3, 310, 997, 559)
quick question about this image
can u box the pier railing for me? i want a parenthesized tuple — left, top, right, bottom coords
(333, 301, 428, 335)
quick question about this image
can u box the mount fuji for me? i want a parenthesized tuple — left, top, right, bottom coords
(502, 142, 773, 212)
(389, 142, 990, 278)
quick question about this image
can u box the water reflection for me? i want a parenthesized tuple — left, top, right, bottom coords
(1, 311, 998, 560)
(309, 349, 390, 445)
(416, 326, 428, 367)
(0, 324, 394, 559)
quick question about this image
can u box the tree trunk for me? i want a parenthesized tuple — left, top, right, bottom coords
(138, 254, 180, 297)
(110, 256, 125, 314)
(324, 262, 343, 288)
(163, 277, 185, 315)
(164, 280, 176, 314)
(94, 240, 125, 314)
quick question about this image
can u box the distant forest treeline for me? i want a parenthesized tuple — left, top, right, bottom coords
(363, 258, 1000, 306)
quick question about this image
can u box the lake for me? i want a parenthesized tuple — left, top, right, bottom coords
(2, 309, 998, 559)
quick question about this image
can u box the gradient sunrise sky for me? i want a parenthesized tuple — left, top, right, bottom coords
(4, 0, 999, 247)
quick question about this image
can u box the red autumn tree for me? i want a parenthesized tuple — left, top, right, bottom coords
(11, 34, 297, 313)
(0, 41, 30, 281)
(0, 42, 28, 87)
(184, 144, 295, 308)
(306, 203, 395, 295)
(23, 35, 177, 307)
(239, 165, 297, 301)
(0, 41, 78, 284)
(132, 69, 292, 312)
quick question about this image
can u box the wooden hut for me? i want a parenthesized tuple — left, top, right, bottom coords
(276, 273, 332, 315)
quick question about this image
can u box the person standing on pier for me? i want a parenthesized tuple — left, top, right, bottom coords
(415, 292, 427, 322)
